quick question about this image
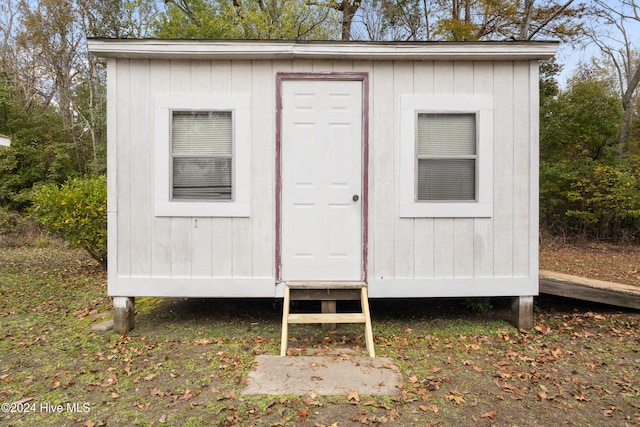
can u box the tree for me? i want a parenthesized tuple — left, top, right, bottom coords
(326, 0, 361, 40)
(365, 0, 586, 41)
(357, 0, 425, 40)
(16, 0, 92, 174)
(541, 67, 623, 163)
(1, 0, 160, 208)
(538, 65, 640, 240)
(589, 0, 640, 156)
(157, 0, 340, 39)
(0, 75, 72, 209)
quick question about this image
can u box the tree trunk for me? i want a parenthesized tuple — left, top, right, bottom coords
(617, 66, 640, 157)
(339, 0, 360, 40)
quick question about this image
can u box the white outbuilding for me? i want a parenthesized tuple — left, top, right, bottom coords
(88, 39, 558, 335)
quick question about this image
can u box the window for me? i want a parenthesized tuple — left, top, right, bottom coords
(399, 95, 493, 218)
(171, 111, 233, 201)
(154, 94, 250, 217)
(416, 113, 476, 201)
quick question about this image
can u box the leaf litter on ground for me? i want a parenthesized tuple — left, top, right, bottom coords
(0, 241, 639, 425)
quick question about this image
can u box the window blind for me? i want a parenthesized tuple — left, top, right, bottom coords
(171, 111, 232, 200)
(418, 159, 475, 201)
(417, 113, 476, 201)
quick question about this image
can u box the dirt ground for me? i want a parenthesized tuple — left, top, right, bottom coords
(539, 236, 640, 287)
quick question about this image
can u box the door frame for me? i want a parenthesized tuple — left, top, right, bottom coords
(275, 72, 369, 282)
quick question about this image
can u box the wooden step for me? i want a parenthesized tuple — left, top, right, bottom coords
(286, 281, 366, 290)
(280, 282, 375, 357)
(287, 313, 367, 324)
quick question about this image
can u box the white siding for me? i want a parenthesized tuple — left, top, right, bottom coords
(110, 58, 276, 296)
(371, 61, 395, 280)
(108, 55, 538, 298)
(367, 60, 536, 297)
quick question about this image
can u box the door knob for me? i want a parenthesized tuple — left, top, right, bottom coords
(352, 194, 359, 202)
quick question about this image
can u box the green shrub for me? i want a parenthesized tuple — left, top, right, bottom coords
(541, 159, 640, 241)
(566, 164, 640, 239)
(30, 175, 107, 269)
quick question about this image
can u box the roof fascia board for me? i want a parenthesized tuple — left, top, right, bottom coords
(87, 39, 558, 61)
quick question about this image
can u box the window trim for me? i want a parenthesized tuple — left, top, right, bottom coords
(154, 94, 250, 217)
(399, 95, 493, 218)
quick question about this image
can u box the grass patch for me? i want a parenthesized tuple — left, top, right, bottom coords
(1, 245, 639, 426)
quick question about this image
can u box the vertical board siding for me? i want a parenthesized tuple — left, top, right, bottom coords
(453, 61, 477, 278)
(528, 61, 540, 292)
(413, 61, 435, 278)
(169, 60, 194, 277)
(513, 62, 533, 277)
(120, 58, 271, 281)
(432, 61, 456, 278)
(231, 60, 254, 277)
(473, 62, 495, 277)
(394, 62, 415, 279)
(371, 61, 395, 279)
(149, 60, 173, 277)
(116, 59, 132, 277)
(113, 54, 536, 294)
(368, 59, 531, 281)
(106, 58, 118, 289)
(129, 59, 152, 278)
(251, 60, 275, 278)
(492, 62, 516, 277)
(210, 61, 234, 278)
(190, 61, 214, 278)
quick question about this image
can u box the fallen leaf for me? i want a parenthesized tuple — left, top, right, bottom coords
(535, 324, 552, 334)
(447, 392, 466, 405)
(419, 404, 439, 414)
(150, 387, 165, 397)
(347, 390, 360, 403)
(538, 391, 550, 400)
(482, 411, 497, 420)
(298, 407, 309, 422)
(574, 393, 591, 402)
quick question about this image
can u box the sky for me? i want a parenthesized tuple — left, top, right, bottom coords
(554, 0, 640, 86)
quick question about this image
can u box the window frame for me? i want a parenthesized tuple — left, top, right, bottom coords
(171, 110, 234, 202)
(399, 95, 493, 218)
(415, 112, 478, 202)
(154, 94, 250, 217)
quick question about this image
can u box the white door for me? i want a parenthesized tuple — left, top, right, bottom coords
(281, 80, 363, 281)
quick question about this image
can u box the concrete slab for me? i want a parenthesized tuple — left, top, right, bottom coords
(242, 354, 402, 396)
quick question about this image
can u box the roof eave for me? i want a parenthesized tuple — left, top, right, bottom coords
(87, 39, 559, 61)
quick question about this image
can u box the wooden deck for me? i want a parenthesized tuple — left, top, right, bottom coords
(539, 270, 640, 310)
